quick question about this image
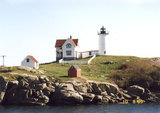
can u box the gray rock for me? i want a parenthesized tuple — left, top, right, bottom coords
(9, 80, 19, 86)
(102, 97, 109, 104)
(39, 76, 49, 83)
(42, 85, 55, 97)
(89, 82, 119, 95)
(72, 82, 88, 93)
(119, 91, 132, 100)
(93, 95, 103, 104)
(51, 90, 83, 105)
(127, 85, 145, 96)
(0, 76, 8, 103)
(27, 76, 40, 84)
(18, 80, 29, 88)
(80, 92, 95, 104)
(20, 95, 49, 106)
(50, 83, 83, 105)
(35, 83, 47, 90)
(58, 83, 75, 91)
(91, 82, 102, 94)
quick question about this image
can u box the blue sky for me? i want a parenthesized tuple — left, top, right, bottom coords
(1, 0, 160, 66)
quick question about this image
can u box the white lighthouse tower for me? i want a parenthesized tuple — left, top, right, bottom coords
(98, 26, 109, 55)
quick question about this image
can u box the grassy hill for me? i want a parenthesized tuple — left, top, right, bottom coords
(1, 55, 160, 91)
(40, 55, 150, 82)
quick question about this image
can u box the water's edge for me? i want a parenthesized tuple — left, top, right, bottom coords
(1, 104, 160, 113)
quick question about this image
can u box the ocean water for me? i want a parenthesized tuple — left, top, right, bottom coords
(0, 104, 160, 113)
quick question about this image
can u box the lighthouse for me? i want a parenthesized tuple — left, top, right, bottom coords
(98, 26, 109, 55)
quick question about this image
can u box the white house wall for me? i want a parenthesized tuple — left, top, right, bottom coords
(75, 46, 80, 58)
(81, 51, 98, 58)
(77, 52, 81, 58)
(21, 56, 39, 69)
(62, 39, 76, 59)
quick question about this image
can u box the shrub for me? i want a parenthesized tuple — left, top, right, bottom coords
(110, 61, 160, 90)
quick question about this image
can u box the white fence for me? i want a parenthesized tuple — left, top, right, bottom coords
(59, 55, 96, 65)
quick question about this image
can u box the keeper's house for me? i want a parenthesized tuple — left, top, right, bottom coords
(55, 36, 80, 61)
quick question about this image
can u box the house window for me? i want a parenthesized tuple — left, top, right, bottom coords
(66, 51, 72, 56)
(104, 51, 106, 54)
(89, 51, 92, 55)
(27, 58, 30, 62)
(66, 43, 72, 48)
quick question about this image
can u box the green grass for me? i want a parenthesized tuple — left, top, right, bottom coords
(76, 57, 91, 61)
(39, 55, 150, 82)
(0, 55, 150, 82)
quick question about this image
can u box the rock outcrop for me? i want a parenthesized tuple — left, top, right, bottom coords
(0, 76, 8, 103)
(0, 74, 159, 106)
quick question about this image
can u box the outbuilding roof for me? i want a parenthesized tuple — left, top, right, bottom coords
(70, 65, 81, 70)
(28, 55, 38, 63)
(55, 39, 78, 47)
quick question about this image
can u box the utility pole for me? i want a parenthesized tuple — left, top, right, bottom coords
(0, 55, 6, 66)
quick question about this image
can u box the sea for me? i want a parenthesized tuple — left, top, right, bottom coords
(0, 104, 160, 113)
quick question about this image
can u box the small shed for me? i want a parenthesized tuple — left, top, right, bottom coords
(68, 65, 81, 77)
(21, 55, 39, 69)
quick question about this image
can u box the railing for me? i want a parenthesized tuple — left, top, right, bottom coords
(59, 55, 96, 65)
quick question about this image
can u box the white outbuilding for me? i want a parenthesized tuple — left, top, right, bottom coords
(21, 55, 39, 69)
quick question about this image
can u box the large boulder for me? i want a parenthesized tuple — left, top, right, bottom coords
(80, 92, 95, 104)
(0, 76, 8, 103)
(42, 83, 55, 97)
(50, 83, 83, 105)
(127, 85, 145, 96)
(2, 78, 50, 106)
(89, 81, 119, 95)
(3, 87, 49, 106)
(72, 81, 89, 93)
(39, 76, 49, 83)
(93, 95, 103, 104)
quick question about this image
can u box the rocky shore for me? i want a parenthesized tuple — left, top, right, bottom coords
(0, 74, 160, 106)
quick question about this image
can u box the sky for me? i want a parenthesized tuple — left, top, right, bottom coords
(0, 0, 160, 66)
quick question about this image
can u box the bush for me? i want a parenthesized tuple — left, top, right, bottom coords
(110, 61, 160, 90)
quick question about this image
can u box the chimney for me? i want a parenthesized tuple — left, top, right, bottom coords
(70, 35, 72, 39)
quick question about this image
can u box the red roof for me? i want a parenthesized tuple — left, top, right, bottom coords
(29, 55, 38, 63)
(55, 39, 78, 47)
